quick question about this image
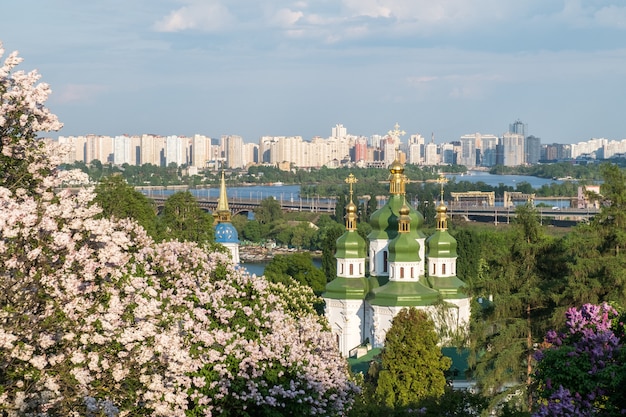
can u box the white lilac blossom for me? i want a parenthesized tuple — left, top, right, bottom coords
(0, 42, 357, 416)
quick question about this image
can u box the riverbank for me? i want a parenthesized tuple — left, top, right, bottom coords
(239, 245, 322, 262)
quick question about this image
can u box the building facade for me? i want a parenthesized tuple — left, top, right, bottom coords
(323, 162, 470, 357)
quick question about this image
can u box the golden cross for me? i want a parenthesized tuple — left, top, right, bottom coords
(388, 122, 406, 139)
(436, 173, 448, 203)
(345, 173, 358, 198)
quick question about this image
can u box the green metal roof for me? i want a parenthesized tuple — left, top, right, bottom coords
(323, 276, 369, 300)
(335, 230, 366, 258)
(427, 275, 468, 299)
(368, 280, 440, 307)
(388, 233, 420, 262)
(426, 230, 458, 258)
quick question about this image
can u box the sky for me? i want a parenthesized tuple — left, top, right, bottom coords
(2, 0, 626, 144)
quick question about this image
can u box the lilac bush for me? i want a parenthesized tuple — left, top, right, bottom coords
(532, 303, 626, 416)
(0, 42, 357, 416)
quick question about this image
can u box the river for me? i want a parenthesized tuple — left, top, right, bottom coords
(140, 172, 562, 202)
(445, 171, 562, 188)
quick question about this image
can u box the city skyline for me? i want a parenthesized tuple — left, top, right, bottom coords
(3, 1, 626, 144)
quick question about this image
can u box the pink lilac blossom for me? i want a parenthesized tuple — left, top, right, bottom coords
(1, 42, 357, 416)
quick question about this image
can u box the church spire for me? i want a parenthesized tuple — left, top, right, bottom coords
(215, 170, 231, 223)
(435, 174, 448, 231)
(344, 173, 358, 231)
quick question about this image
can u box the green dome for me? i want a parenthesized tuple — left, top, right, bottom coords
(409, 205, 426, 237)
(426, 230, 458, 258)
(368, 195, 404, 240)
(389, 233, 420, 262)
(335, 230, 366, 259)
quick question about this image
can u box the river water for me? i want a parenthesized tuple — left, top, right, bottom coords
(445, 171, 562, 188)
(140, 172, 561, 201)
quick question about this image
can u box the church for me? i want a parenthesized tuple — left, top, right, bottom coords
(323, 159, 471, 357)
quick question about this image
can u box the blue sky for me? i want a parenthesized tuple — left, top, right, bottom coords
(2, 0, 626, 144)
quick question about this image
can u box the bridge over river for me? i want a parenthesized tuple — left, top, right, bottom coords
(146, 195, 599, 225)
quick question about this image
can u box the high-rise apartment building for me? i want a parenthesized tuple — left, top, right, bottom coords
(501, 132, 525, 166)
(85, 134, 113, 164)
(459, 134, 478, 168)
(190, 134, 212, 169)
(140, 134, 165, 166)
(331, 124, 347, 138)
(353, 137, 368, 163)
(408, 134, 424, 165)
(424, 142, 439, 165)
(481, 135, 498, 167)
(113, 135, 134, 165)
(165, 135, 187, 167)
(242, 142, 258, 167)
(509, 119, 527, 138)
(525, 135, 541, 165)
(221, 135, 245, 169)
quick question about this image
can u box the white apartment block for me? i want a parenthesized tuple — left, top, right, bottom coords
(408, 134, 424, 165)
(571, 138, 608, 159)
(113, 135, 134, 166)
(85, 134, 113, 164)
(140, 134, 165, 166)
(242, 142, 258, 167)
(501, 132, 525, 166)
(221, 135, 245, 169)
(165, 135, 187, 167)
(459, 134, 478, 168)
(331, 124, 347, 138)
(602, 139, 626, 159)
(424, 142, 440, 165)
(191, 134, 212, 169)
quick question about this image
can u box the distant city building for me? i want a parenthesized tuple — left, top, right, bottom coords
(221, 135, 245, 169)
(424, 141, 440, 165)
(459, 134, 478, 168)
(51, 125, 621, 170)
(509, 119, 527, 138)
(165, 135, 187, 167)
(480, 135, 499, 167)
(113, 135, 135, 166)
(501, 132, 525, 166)
(525, 135, 541, 165)
(408, 134, 424, 165)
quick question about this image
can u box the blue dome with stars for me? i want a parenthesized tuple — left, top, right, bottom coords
(215, 222, 239, 243)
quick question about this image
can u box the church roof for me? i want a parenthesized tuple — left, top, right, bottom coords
(368, 280, 440, 307)
(427, 275, 468, 299)
(426, 230, 457, 258)
(368, 194, 403, 240)
(336, 230, 366, 258)
(215, 222, 239, 243)
(324, 276, 369, 300)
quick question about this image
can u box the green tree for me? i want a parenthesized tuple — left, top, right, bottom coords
(157, 191, 214, 244)
(469, 205, 557, 410)
(321, 222, 345, 281)
(369, 308, 451, 408)
(557, 163, 626, 314)
(93, 175, 158, 238)
(264, 253, 326, 294)
(254, 197, 282, 225)
(242, 220, 262, 242)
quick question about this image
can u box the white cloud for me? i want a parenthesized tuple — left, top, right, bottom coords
(594, 5, 626, 29)
(153, 1, 234, 32)
(270, 8, 304, 27)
